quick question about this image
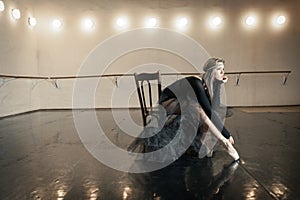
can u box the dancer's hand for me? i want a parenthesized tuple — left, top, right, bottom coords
(228, 136, 235, 145)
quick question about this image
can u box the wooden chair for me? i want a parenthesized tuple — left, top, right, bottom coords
(134, 71, 162, 127)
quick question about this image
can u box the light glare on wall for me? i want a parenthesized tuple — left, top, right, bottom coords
(28, 17, 37, 27)
(116, 16, 129, 28)
(0, 1, 5, 12)
(52, 19, 63, 30)
(175, 17, 188, 30)
(209, 16, 222, 28)
(271, 14, 287, 29)
(11, 9, 21, 20)
(82, 18, 94, 31)
(144, 17, 157, 28)
(276, 15, 286, 25)
(245, 16, 256, 26)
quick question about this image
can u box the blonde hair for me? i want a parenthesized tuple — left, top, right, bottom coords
(202, 58, 225, 98)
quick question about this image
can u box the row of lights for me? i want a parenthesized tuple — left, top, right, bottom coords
(0, 1, 287, 32)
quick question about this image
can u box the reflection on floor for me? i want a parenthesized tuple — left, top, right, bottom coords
(0, 107, 299, 199)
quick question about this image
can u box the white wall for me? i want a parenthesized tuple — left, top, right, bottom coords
(0, 0, 299, 117)
(0, 0, 40, 116)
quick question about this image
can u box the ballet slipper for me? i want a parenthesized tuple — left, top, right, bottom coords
(221, 138, 240, 161)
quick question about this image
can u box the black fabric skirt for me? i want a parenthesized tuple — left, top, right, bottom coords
(128, 101, 204, 162)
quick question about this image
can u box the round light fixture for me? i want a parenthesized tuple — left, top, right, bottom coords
(145, 17, 157, 28)
(116, 17, 129, 28)
(11, 8, 21, 20)
(276, 15, 286, 25)
(209, 16, 222, 28)
(28, 17, 37, 27)
(245, 16, 256, 26)
(52, 19, 63, 30)
(175, 17, 188, 30)
(82, 18, 94, 31)
(0, 1, 5, 12)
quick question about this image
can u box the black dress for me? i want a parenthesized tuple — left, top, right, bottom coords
(158, 76, 230, 139)
(128, 76, 231, 162)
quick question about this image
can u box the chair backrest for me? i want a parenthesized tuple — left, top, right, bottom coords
(134, 71, 162, 127)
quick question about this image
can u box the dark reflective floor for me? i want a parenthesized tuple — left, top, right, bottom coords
(0, 107, 299, 199)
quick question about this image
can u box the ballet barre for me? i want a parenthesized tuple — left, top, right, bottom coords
(0, 70, 292, 88)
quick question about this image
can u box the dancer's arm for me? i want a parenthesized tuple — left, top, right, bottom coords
(194, 81, 232, 139)
(197, 106, 239, 160)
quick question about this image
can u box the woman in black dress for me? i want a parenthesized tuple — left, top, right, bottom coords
(129, 58, 240, 162)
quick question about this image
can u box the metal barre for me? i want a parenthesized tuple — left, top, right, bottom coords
(0, 70, 292, 80)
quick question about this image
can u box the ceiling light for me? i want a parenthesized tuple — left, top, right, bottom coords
(209, 16, 222, 28)
(178, 17, 188, 27)
(0, 1, 5, 12)
(11, 8, 21, 20)
(28, 17, 37, 27)
(276, 15, 286, 25)
(271, 14, 287, 29)
(175, 17, 188, 30)
(245, 16, 256, 26)
(52, 19, 63, 30)
(145, 17, 157, 28)
(116, 16, 129, 28)
(82, 18, 94, 31)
